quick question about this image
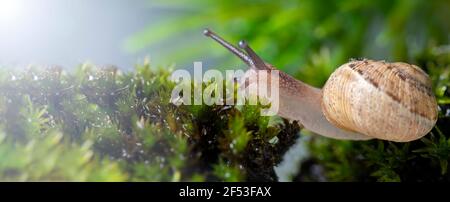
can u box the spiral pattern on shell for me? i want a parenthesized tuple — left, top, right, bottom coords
(321, 59, 438, 142)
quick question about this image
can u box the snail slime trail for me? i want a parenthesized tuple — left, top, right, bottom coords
(203, 28, 438, 142)
(170, 61, 281, 116)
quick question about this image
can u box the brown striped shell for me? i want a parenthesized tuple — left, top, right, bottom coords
(321, 59, 438, 142)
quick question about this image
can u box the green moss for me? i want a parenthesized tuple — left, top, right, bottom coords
(0, 41, 448, 182)
(0, 61, 300, 181)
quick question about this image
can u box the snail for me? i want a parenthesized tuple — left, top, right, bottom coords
(203, 28, 438, 142)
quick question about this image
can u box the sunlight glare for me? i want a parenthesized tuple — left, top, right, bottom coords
(0, 0, 24, 25)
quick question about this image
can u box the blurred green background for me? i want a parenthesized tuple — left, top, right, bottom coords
(127, 0, 449, 86)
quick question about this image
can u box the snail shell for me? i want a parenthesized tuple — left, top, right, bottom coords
(322, 59, 438, 142)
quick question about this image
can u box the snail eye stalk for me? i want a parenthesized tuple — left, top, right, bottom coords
(203, 28, 255, 67)
(238, 40, 270, 70)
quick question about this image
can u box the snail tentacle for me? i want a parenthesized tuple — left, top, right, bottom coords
(238, 40, 270, 70)
(203, 28, 255, 67)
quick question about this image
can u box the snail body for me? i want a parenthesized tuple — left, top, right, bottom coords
(203, 29, 438, 142)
